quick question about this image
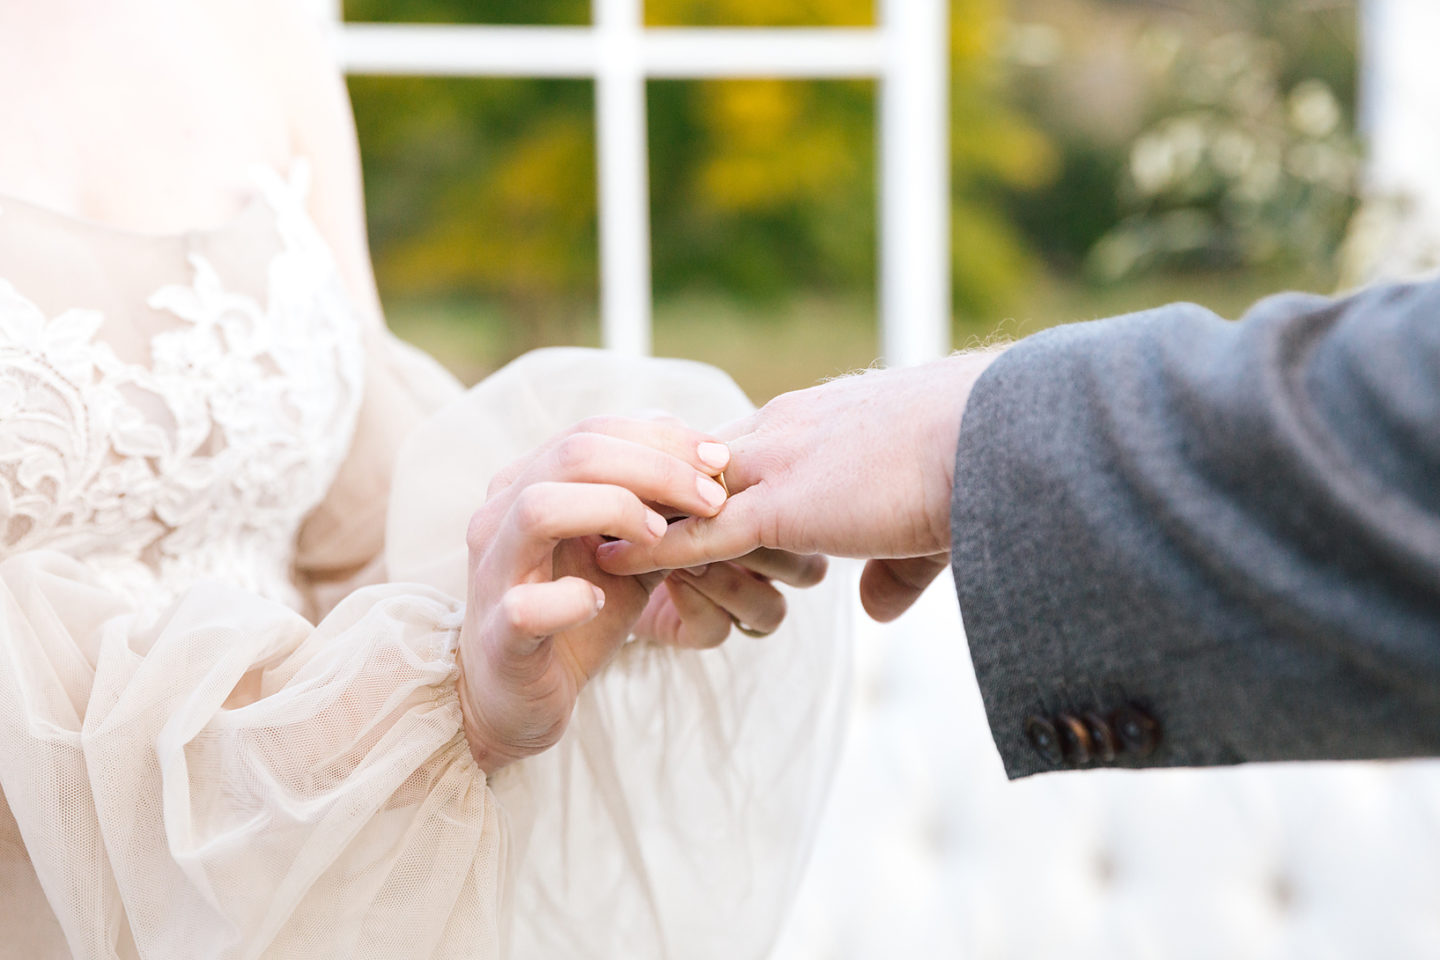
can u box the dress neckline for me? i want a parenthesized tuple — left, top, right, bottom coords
(0, 161, 298, 244)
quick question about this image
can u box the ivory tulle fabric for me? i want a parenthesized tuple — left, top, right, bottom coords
(0, 166, 850, 958)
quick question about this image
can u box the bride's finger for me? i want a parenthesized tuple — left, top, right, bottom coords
(558, 416, 732, 476)
(498, 481, 667, 572)
(671, 565, 787, 637)
(595, 489, 767, 575)
(490, 416, 729, 502)
(730, 548, 828, 588)
(525, 433, 730, 517)
(488, 578, 607, 655)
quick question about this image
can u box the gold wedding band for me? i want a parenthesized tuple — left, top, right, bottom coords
(715, 471, 729, 498)
(730, 614, 773, 638)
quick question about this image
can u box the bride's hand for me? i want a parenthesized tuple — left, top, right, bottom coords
(456, 416, 732, 774)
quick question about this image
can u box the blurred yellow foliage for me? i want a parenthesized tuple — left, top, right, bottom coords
(646, 0, 873, 28)
(697, 81, 859, 213)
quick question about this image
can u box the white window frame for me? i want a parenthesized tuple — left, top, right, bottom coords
(317, 0, 951, 366)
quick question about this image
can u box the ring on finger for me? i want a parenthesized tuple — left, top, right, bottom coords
(729, 613, 773, 638)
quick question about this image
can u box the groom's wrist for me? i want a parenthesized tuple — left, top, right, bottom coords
(932, 346, 1008, 494)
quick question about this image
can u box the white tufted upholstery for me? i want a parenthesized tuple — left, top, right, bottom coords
(772, 568, 1440, 959)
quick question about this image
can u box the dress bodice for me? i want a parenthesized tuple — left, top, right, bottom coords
(0, 163, 364, 615)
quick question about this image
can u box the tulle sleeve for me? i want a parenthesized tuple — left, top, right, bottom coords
(291, 328, 465, 617)
(0, 552, 504, 959)
(0, 332, 495, 960)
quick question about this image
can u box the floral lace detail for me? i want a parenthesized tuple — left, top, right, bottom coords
(0, 163, 364, 616)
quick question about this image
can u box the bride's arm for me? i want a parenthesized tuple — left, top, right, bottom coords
(251, 3, 463, 604)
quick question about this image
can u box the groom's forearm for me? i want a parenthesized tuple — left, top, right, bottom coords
(950, 282, 1440, 778)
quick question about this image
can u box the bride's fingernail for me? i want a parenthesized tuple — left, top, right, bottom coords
(596, 541, 622, 562)
(697, 475, 727, 508)
(646, 510, 668, 539)
(684, 565, 709, 577)
(697, 442, 730, 470)
(591, 585, 606, 610)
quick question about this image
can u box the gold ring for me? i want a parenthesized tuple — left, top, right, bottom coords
(715, 471, 729, 498)
(730, 615, 773, 638)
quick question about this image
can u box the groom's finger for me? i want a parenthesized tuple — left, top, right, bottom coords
(492, 417, 730, 500)
(732, 547, 828, 588)
(858, 555, 949, 623)
(530, 433, 730, 517)
(656, 575, 734, 648)
(595, 492, 766, 575)
(712, 431, 775, 494)
(672, 565, 787, 638)
(556, 416, 732, 477)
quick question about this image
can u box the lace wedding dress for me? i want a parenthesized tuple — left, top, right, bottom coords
(0, 164, 850, 959)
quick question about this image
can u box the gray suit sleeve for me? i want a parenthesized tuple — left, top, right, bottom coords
(950, 280, 1440, 779)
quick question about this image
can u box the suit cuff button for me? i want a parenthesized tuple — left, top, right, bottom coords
(1083, 711, 1118, 763)
(1113, 704, 1161, 757)
(1055, 713, 1093, 766)
(1024, 715, 1064, 766)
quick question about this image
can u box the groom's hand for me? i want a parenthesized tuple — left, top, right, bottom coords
(596, 349, 1005, 620)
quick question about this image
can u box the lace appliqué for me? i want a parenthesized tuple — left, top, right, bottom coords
(0, 164, 364, 616)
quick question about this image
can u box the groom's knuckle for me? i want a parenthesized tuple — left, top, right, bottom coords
(760, 389, 804, 424)
(757, 512, 785, 551)
(746, 447, 792, 484)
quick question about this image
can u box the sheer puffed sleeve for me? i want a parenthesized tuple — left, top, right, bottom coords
(291, 329, 464, 616)
(0, 552, 503, 959)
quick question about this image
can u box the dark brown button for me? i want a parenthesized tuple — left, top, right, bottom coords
(1113, 704, 1161, 757)
(1083, 711, 1118, 763)
(1024, 715, 1064, 766)
(1055, 713, 1093, 765)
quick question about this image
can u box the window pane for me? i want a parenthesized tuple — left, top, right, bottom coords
(349, 76, 599, 384)
(646, 0, 875, 28)
(649, 79, 878, 401)
(345, 0, 589, 26)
